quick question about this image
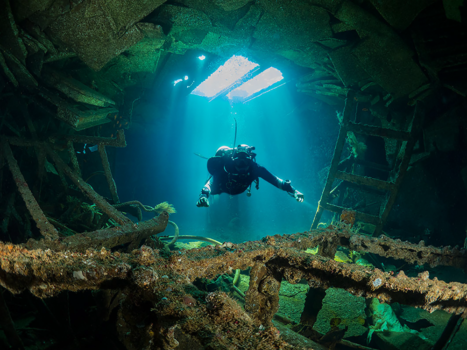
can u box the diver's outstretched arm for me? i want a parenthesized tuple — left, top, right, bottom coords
(257, 165, 304, 202)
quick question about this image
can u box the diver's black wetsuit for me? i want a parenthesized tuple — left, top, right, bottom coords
(203, 156, 295, 196)
(196, 145, 304, 207)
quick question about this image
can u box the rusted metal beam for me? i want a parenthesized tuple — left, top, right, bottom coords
(0, 45, 37, 87)
(3, 228, 467, 315)
(0, 0, 27, 64)
(49, 129, 126, 148)
(25, 212, 169, 253)
(375, 104, 423, 236)
(347, 121, 412, 141)
(311, 90, 356, 229)
(44, 145, 132, 226)
(66, 140, 81, 177)
(0, 51, 18, 87)
(9, 131, 126, 149)
(1, 138, 59, 240)
(98, 144, 119, 204)
(283, 229, 467, 270)
(1, 227, 467, 348)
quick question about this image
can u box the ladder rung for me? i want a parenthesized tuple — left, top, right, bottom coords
(348, 122, 411, 141)
(343, 181, 387, 195)
(353, 158, 391, 172)
(335, 171, 394, 191)
(320, 202, 381, 225)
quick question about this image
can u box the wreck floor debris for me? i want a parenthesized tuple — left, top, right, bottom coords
(0, 224, 466, 349)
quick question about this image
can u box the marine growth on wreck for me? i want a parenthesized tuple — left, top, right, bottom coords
(0, 0, 467, 349)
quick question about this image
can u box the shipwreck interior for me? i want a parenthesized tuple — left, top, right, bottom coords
(1, 0, 467, 349)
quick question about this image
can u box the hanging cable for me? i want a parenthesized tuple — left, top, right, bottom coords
(232, 117, 237, 149)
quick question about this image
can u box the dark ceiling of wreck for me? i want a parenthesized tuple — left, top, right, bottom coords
(1, 0, 466, 118)
(0, 0, 467, 241)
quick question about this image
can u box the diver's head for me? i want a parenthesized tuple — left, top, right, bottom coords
(215, 146, 233, 157)
(236, 144, 254, 156)
(231, 144, 255, 173)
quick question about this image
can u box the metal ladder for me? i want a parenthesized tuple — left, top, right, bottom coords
(310, 91, 422, 236)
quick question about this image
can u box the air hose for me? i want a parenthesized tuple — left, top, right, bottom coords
(166, 221, 179, 245)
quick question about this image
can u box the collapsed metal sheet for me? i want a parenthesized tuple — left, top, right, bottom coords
(41, 67, 116, 107)
(158, 4, 212, 33)
(47, 0, 166, 71)
(352, 36, 429, 99)
(100, 0, 167, 34)
(335, 1, 429, 99)
(329, 45, 372, 88)
(37, 87, 115, 130)
(368, 0, 437, 31)
(253, 0, 332, 51)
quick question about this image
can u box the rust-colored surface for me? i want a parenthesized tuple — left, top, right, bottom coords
(340, 210, 356, 227)
(98, 144, 119, 204)
(67, 140, 81, 177)
(245, 262, 282, 327)
(25, 212, 169, 253)
(2, 228, 466, 313)
(0, 227, 467, 348)
(1, 138, 59, 240)
(45, 145, 132, 226)
(283, 228, 467, 270)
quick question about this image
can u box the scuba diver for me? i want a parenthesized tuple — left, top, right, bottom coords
(196, 144, 304, 207)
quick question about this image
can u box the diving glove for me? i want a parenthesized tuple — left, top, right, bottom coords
(294, 190, 304, 203)
(196, 195, 210, 207)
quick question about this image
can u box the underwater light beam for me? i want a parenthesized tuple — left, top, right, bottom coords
(227, 67, 284, 101)
(191, 55, 259, 98)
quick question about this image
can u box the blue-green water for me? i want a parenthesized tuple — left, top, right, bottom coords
(114, 80, 339, 243)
